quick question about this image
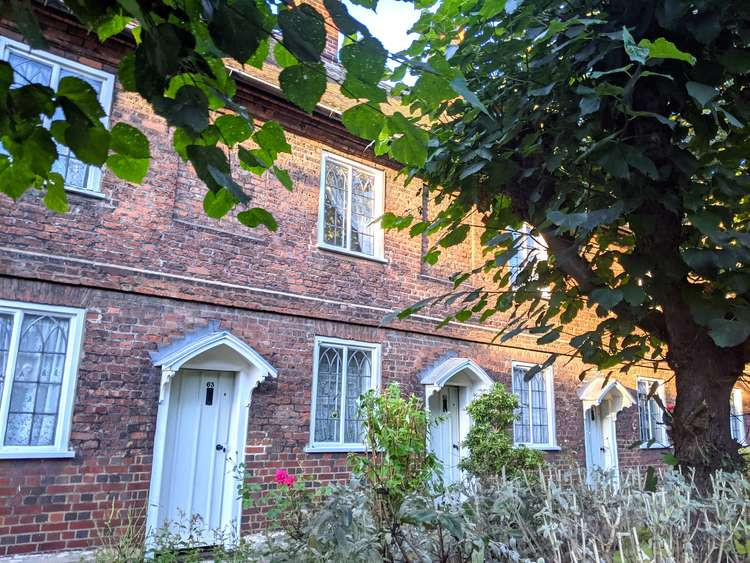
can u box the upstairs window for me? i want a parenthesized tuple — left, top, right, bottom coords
(318, 153, 385, 260)
(731, 389, 746, 445)
(637, 378, 669, 447)
(0, 300, 85, 458)
(0, 36, 115, 195)
(511, 362, 556, 449)
(309, 337, 380, 451)
(508, 224, 547, 287)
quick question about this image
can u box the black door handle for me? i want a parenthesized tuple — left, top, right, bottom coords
(216, 444, 225, 452)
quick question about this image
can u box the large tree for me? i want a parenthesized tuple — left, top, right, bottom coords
(377, 0, 750, 481)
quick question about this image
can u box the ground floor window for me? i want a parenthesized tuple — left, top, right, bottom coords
(0, 300, 84, 458)
(511, 362, 556, 448)
(308, 337, 380, 451)
(636, 378, 669, 447)
(731, 389, 746, 445)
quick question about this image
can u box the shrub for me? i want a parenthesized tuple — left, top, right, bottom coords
(459, 383, 544, 477)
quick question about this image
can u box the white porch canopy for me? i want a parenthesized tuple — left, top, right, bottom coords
(149, 321, 277, 402)
(420, 357, 494, 399)
(577, 375, 636, 413)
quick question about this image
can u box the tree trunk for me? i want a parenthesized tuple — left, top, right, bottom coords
(666, 329, 744, 488)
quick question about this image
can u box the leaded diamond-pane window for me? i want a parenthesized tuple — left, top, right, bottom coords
(319, 155, 383, 258)
(311, 339, 378, 448)
(0, 37, 114, 194)
(508, 224, 548, 287)
(0, 301, 84, 457)
(511, 363, 555, 447)
(636, 379, 668, 446)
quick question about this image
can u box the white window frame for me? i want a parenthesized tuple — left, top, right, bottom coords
(306, 336, 381, 453)
(0, 35, 115, 196)
(511, 361, 558, 450)
(317, 151, 386, 262)
(636, 377, 670, 449)
(509, 224, 549, 292)
(731, 388, 746, 446)
(0, 299, 85, 459)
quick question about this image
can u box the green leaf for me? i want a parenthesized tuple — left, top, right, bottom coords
(579, 96, 600, 116)
(278, 5, 326, 62)
(411, 72, 455, 107)
(439, 225, 470, 248)
(273, 42, 298, 68)
(279, 63, 326, 113)
(387, 112, 429, 166)
(209, 0, 268, 62)
(340, 37, 387, 84)
(537, 330, 561, 345)
(109, 122, 150, 159)
(153, 86, 210, 133)
(622, 27, 649, 64)
(118, 53, 137, 92)
(64, 124, 110, 166)
(638, 37, 696, 65)
(10, 0, 46, 49)
(450, 77, 488, 114)
(238, 207, 278, 231)
(203, 188, 237, 219)
(273, 166, 293, 191)
(42, 173, 67, 213)
(341, 74, 387, 102)
(589, 287, 624, 310)
(254, 121, 291, 158)
(323, 0, 369, 36)
(97, 14, 131, 42)
(57, 77, 106, 123)
(662, 452, 678, 466)
(708, 319, 750, 348)
(342, 104, 385, 141)
(107, 154, 149, 183)
(622, 284, 647, 306)
(479, 0, 507, 19)
(215, 115, 253, 146)
(247, 38, 270, 69)
(685, 82, 718, 107)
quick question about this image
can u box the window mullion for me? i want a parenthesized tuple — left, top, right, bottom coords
(340, 347, 348, 445)
(0, 311, 23, 446)
(527, 379, 534, 445)
(345, 165, 353, 251)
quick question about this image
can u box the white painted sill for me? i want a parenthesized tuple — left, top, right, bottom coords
(304, 444, 367, 454)
(640, 443, 672, 450)
(316, 243, 389, 264)
(66, 186, 105, 199)
(0, 449, 76, 460)
(514, 444, 562, 452)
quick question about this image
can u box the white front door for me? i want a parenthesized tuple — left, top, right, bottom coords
(158, 369, 235, 544)
(429, 386, 462, 486)
(584, 398, 619, 484)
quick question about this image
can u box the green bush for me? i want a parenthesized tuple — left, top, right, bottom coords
(459, 383, 544, 477)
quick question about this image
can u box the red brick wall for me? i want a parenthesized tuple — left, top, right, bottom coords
(0, 277, 678, 555)
(0, 7, 698, 558)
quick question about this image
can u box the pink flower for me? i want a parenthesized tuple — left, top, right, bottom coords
(666, 403, 675, 413)
(274, 469, 296, 487)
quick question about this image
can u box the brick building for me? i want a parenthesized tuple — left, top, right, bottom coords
(0, 3, 747, 558)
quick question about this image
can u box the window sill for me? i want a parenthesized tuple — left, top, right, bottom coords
(640, 444, 672, 450)
(66, 186, 105, 199)
(317, 243, 388, 264)
(514, 444, 561, 452)
(0, 449, 76, 460)
(304, 444, 367, 454)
